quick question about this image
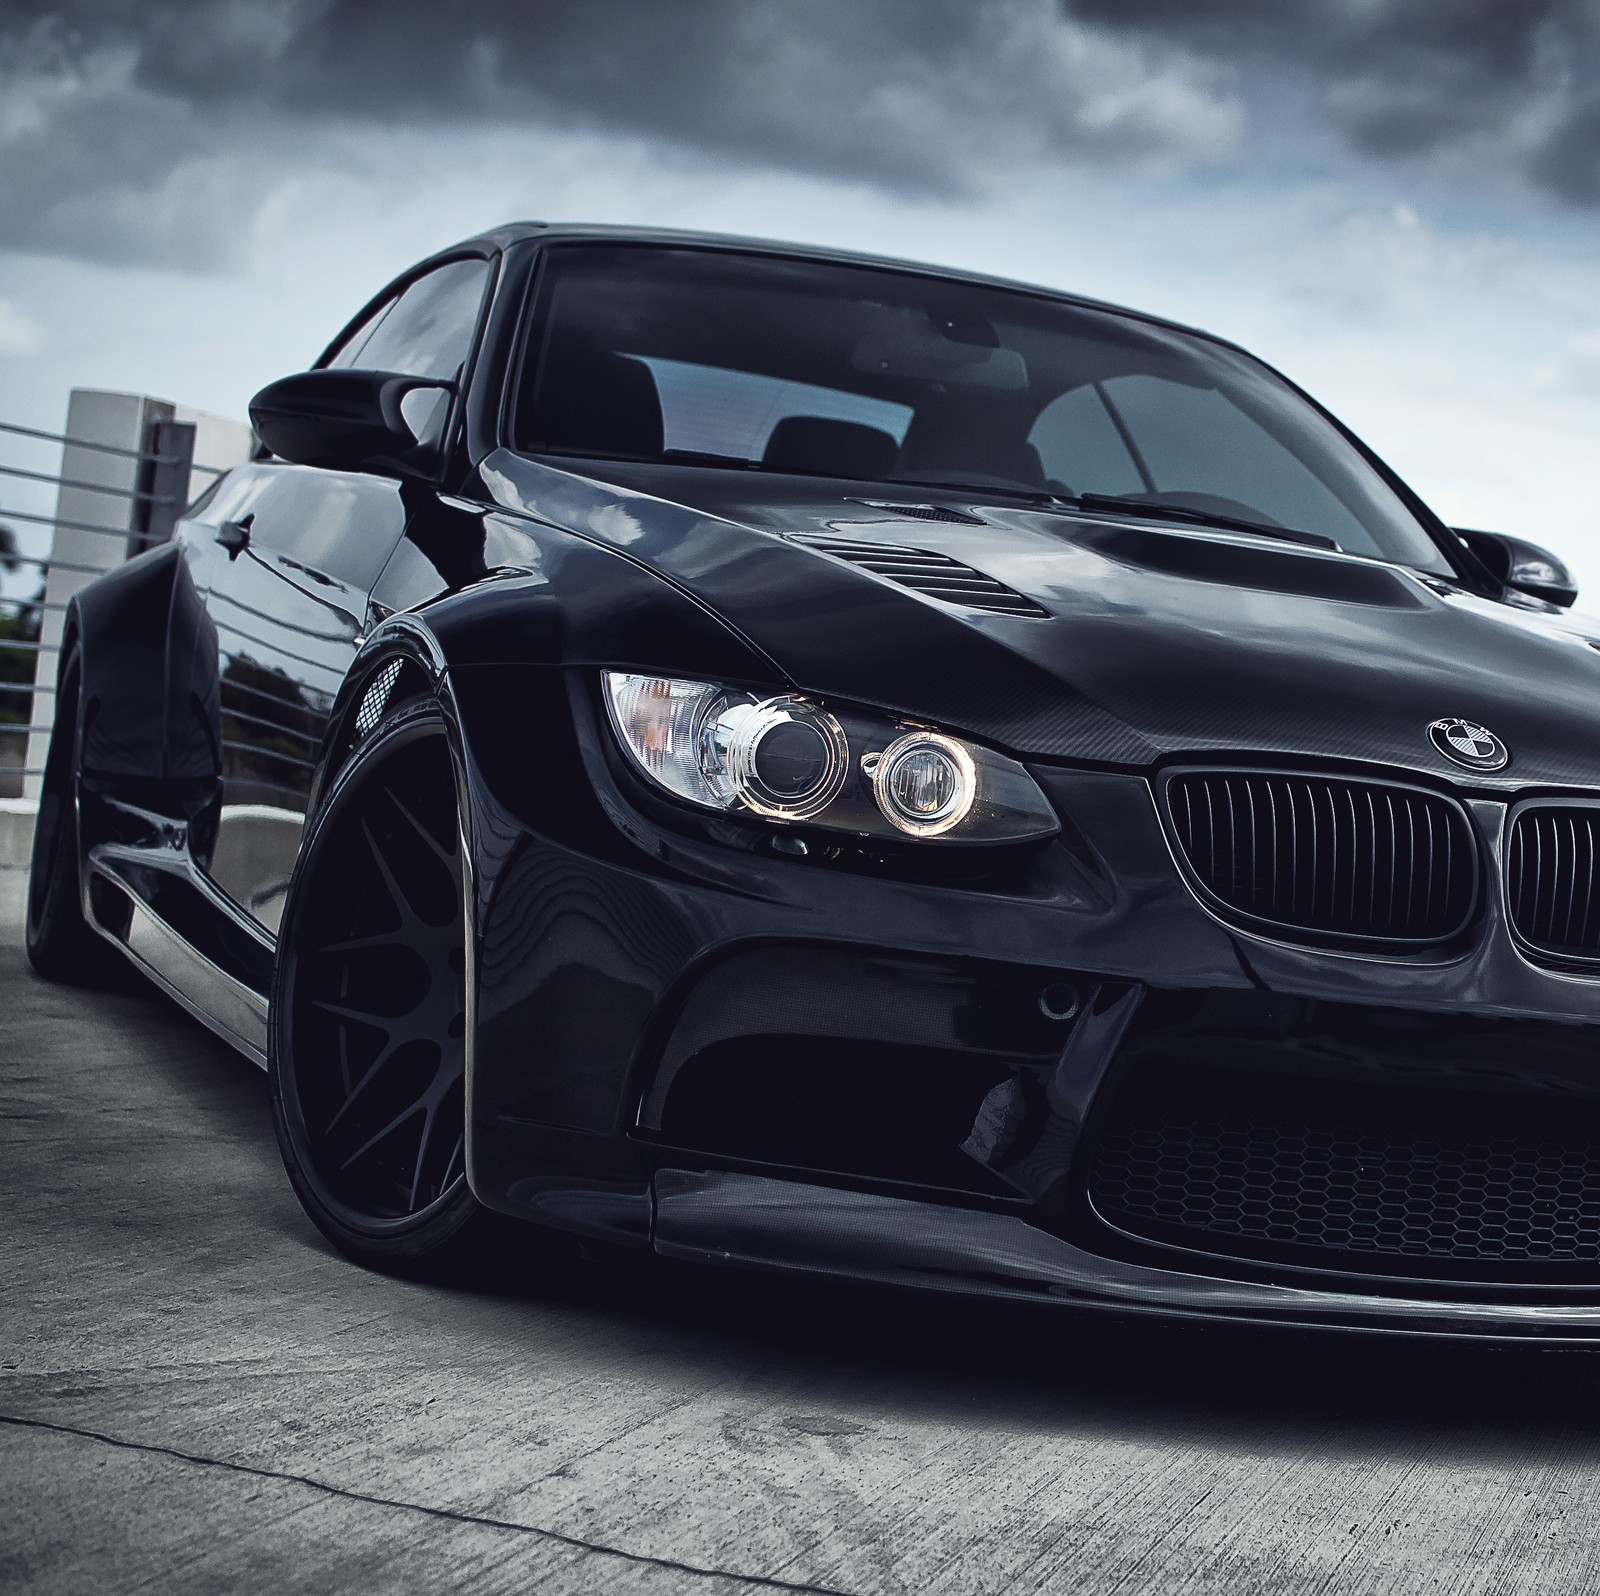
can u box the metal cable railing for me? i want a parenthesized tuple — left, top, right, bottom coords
(0, 417, 225, 470)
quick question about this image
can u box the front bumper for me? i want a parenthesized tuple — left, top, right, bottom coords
(455, 670, 1600, 1335)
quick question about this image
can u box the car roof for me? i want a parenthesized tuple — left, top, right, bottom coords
(455, 220, 1218, 344)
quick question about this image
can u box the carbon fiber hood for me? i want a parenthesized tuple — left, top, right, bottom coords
(485, 452, 1600, 790)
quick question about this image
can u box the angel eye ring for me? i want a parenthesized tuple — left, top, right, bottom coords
(872, 731, 977, 836)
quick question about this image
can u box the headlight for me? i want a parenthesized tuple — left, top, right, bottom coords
(721, 695, 850, 819)
(871, 732, 976, 837)
(602, 671, 1058, 845)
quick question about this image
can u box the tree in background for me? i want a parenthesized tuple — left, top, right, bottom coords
(0, 524, 44, 791)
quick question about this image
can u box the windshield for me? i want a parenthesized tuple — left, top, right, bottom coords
(515, 244, 1454, 576)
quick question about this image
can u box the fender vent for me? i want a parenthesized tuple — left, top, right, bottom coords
(791, 534, 1049, 618)
(355, 659, 403, 738)
(853, 501, 989, 527)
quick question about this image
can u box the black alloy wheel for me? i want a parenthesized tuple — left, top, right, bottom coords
(270, 700, 499, 1274)
(25, 647, 123, 985)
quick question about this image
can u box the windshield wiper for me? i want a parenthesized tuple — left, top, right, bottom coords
(1062, 492, 1340, 551)
(873, 476, 1060, 508)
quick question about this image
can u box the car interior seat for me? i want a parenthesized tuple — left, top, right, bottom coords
(762, 416, 901, 479)
(526, 343, 664, 457)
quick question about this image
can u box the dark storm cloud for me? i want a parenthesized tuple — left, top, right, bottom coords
(2, 0, 1598, 268)
(0, 0, 1238, 263)
(1067, 0, 1600, 202)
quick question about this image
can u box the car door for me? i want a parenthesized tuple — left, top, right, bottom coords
(197, 254, 494, 931)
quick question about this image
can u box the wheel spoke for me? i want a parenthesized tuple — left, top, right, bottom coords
(338, 1101, 424, 1173)
(313, 930, 412, 956)
(323, 1033, 404, 1136)
(359, 817, 426, 933)
(386, 787, 458, 869)
(311, 997, 399, 1029)
(437, 1133, 464, 1193)
(408, 1108, 437, 1212)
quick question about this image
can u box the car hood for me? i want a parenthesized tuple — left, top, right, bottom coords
(483, 452, 1600, 790)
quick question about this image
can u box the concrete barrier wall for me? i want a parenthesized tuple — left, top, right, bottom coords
(0, 797, 34, 869)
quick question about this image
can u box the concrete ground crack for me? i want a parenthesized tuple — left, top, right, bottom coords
(0, 1411, 860, 1596)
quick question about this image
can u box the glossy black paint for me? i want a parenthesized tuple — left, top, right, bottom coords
(54, 222, 1600, 1337)
(249, 368, 453, 476)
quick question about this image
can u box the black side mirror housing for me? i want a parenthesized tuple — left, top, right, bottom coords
(249, 369, 453, 476)
(1454, 528, 1578, 609)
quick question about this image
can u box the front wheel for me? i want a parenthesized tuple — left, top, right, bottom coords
(268, 699, 504, 1276)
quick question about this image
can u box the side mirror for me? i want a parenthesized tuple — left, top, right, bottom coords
(1455, 528, 1578, 609)
(248, 369, 453, 475)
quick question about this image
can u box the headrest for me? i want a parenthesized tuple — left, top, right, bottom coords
(762, 416, 899, 480)
(531, 345, 663, 458)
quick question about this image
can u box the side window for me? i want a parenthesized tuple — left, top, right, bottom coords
(324, 257, 493, 450)
(324, 299, 396, 370)
(354, 258, 491, 380)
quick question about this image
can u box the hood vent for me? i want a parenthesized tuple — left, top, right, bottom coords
(1082, 525, 1422, 609)
(852, 501, 989, 527)
(791, 533, 1049, 618)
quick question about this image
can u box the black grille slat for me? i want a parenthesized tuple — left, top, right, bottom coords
(1167, 771, 1475, 944)
(1507, 805, 1600, 959)
(790, 534, 1049, 618)
(1581, 819, 1598, 947)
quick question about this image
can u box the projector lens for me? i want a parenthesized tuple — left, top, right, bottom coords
(725, 697, 848, 818)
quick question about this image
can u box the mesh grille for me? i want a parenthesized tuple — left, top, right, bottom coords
(355, 659, 403, 739)
(1166, 771, 1476, 944)
(1090, 1097, 1600, 1268)
(791, 534, 1048, 618)
(1506, 806, 1600, 959)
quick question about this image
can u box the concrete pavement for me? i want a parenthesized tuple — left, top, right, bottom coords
(4, 865, 1600, 1594)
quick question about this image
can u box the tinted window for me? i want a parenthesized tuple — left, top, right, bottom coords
(325, 258, 491, 450)
(515, 245, 1452, 575)
(354, 258, 490, 381)
(324, 298, 396, 370)
(637, 357, 911, 462)
(1038, 375, 1382, 551)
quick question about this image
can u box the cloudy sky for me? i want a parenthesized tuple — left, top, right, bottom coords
(3, 1, 1600, 593)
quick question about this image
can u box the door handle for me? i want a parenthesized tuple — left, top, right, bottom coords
(216, 515, 253, 558)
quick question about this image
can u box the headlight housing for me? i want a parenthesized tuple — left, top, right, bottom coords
(602, 672, 1058, 845)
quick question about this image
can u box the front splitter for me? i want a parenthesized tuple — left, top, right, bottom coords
(652, 1168, 1600, 1341)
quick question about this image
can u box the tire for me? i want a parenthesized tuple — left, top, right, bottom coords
(25, 648, 124, 986)
(268, 697, 512, 1277)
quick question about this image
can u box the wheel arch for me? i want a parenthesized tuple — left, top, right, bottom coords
(298, 550, 792, 1231)
(67, 541, 221, 794)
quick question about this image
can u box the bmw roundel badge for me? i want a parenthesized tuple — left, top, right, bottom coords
(1427, 718, 1509, 771)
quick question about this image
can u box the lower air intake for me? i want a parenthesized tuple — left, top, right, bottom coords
(1087, 1064, 1600, 1276)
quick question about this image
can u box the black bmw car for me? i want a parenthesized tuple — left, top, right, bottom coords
(27, 223, 1600, 1336)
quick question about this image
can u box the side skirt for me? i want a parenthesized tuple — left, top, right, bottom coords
(83, 842, 273, 1068)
